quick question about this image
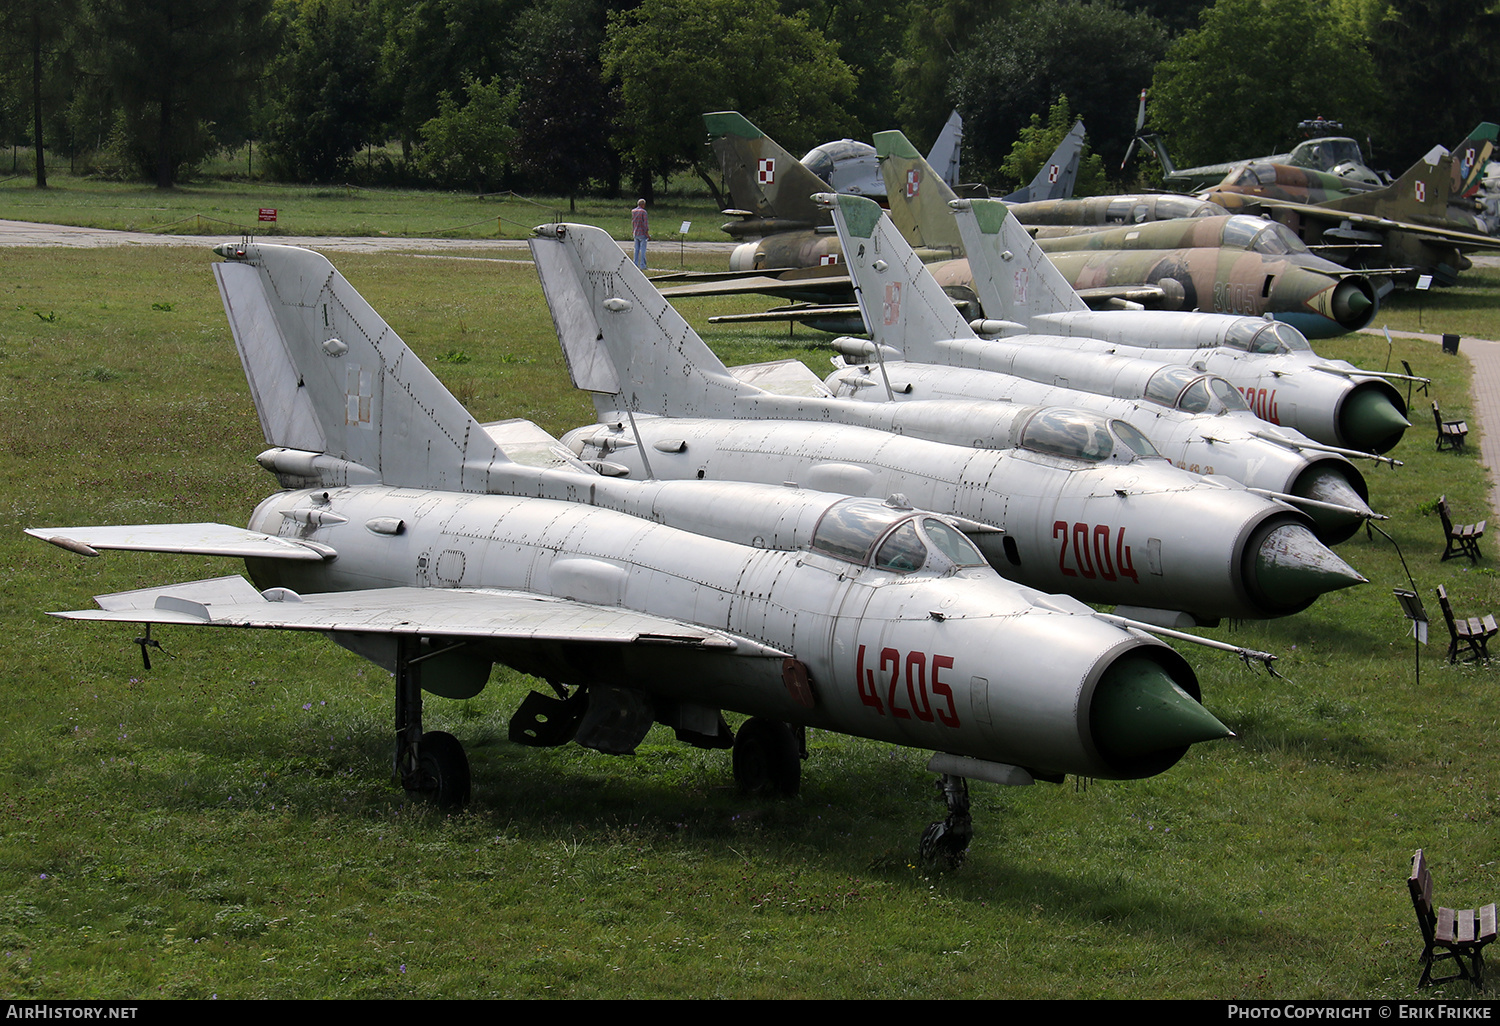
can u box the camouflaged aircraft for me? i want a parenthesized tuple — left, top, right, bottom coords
(815, 193, 1380, 545)
(1148, 117, 1500, 286)
(951, 196, 1413, 454)
(532, 220, 1364, 630)
(878, 131, 1380, 339)
(1121, 91, 1391, 192)
(26, 242, 1244, 864)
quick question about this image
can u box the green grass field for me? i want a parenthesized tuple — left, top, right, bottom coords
(1, 199, 1499, 998)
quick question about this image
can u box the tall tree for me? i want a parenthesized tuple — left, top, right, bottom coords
(0, 0, 80, 187)
(601, 0, 857, 199)
(1148, 0, 1380, 169)
(94, 0, 276, 187)
(262, 0, 388, 183)
(951, 0, 1168, 182)
(1367, 0, 1500, 170)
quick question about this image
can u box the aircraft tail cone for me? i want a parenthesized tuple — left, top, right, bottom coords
(1091, 656, 1232, 761)
(1250, 522, 1367, 611)
(1340, 388, 1410, 453)
(1295, 467, 1374, 544)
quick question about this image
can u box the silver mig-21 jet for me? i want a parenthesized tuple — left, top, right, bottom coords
(950, 196, 1414, 454)
(815, 194, 1383, 545)
(26, 242, 1237, 864)
(530, 222, 1363, 630)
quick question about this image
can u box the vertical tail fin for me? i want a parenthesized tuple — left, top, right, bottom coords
(1327, 144, 1458, 221)
(1448, 123, 1499, 200)
(822, 193, 976, 360)
(212, 243, 507, 492)
(951, 198, 1090, 322)
(528, 223, 760, 419)
(1003, 119, 1087, 203)
(927, 109, 964, 187)
(705, 111, 831, 231)
(874, 129, 963, 254)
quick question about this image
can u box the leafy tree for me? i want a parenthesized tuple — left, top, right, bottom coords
(417, 75, 517, 193)
(601, 0, 857, 199)
(890, 0, 997, 148)
(1367, 0, 1500, 170)
(372, 0, 522, 157)
(786, 0, 909, 134)
(262, 0, 388, 183)
(93, 0, 276, 187)
(509, 0, 621, 207)
(1000, 95, 1107, 197)
(0, 0, 81, 186)
(1148, 0, 1380, 169)
(951, 0, 1168, 182)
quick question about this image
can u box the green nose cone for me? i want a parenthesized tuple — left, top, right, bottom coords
(1252, 523, 1368, 607)
(1340, 389, 1410, 453)
(1332, 283, 1373, 324)
(1092, 656, 1232, 761)
(1295, 467, 1373, 543)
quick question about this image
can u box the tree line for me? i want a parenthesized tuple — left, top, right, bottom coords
(1, 0, 1494, 197)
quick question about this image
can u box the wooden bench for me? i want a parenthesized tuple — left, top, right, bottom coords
(1434, 402, 1468, 451)
(1409, 849, 1497, 989)
(1439, 496, 1486, 564)
(1435, 585, 1498, 663)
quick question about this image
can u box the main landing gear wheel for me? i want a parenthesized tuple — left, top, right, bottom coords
(403, 730, 471, 810)
(732, 717, 801, 797)
(918, 774, 972, 870)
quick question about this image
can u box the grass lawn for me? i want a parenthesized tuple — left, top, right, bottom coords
(0, 229, 1497, 998)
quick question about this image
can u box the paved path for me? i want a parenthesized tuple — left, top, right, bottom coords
(1362, 326, 1500, 517)
(3, 219, 1496, 514)
(0, 218, 737, 259)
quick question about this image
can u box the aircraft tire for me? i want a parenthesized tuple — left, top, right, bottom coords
(406, 730, 472, 809)
(732, 718, 800, 797)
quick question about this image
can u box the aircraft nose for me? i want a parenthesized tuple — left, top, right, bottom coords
(1090, 655, 1232, 764)
(1339, 386, 1410, 453)
(1292, 465, 1373, 544)
(1247, 521, 1367, 613)
(1329, 278, 1374, 328)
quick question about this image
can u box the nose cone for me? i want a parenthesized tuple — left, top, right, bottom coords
(1293, 465, 1374, 544)
(1091, 655, 1232, 764)
(1329, 279, 1374, 327)
(1248, 521, 1367, 613)
(1276, 269, 1377, 335)
(1339, 386, 1410, 453)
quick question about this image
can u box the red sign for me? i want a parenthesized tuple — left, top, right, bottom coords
(258, 208, 278, 222)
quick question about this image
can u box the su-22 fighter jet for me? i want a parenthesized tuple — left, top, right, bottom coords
(877, 130, 1381, 339)
(531, 220, 1365, 630)
(26, 241, 1234, 864)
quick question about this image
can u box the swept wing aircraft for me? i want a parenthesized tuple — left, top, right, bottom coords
(1187, 123, 1500, 286)
(878, 131, 1380, 338)
(815, 194, 1379, 545)
(802, 109, 965, 199)
(952, 196, 1414, 453)
(25, 242, 1238, 864)
(532, 221, 1364, 629)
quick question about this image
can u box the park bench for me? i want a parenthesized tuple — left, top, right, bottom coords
(1438, 496, 1485, 564)
(1434, 402, 1468, 452)
(1408, 849, 1496, 989)
(1434, 585, 1498, 664)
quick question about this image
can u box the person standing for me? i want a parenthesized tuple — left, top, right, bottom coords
(631, 199, 650, 270)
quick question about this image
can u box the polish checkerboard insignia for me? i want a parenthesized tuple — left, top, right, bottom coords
(757, 158, 775, 185)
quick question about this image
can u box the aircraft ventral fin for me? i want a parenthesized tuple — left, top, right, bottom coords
(50, 576, 785, 656)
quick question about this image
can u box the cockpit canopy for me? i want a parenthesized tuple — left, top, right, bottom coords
(801, 139, 876, 184)
(1144, 366, 1250, 414)
(1018, 408, 1162, 463)
(1222, 318, 1313, 354)
(1288, 137, 1367, 173)
(810, 497, 987, 574)
(1220, 215, 1312, 256)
